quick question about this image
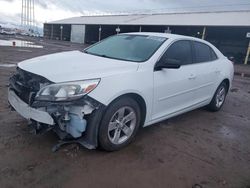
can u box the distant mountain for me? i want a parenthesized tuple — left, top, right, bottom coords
(0, 21, 19, 29)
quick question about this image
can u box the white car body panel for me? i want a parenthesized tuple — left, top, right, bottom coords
(153, 64, 210, 121)
(17, 32, 234, 127)
(18, 50, 139, 83)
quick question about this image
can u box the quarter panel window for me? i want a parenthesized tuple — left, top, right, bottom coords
(160, 40, 193, 65)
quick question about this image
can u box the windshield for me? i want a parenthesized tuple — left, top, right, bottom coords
(84, 34, 167, 62)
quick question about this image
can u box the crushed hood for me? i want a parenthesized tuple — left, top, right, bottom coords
(18, 50, 139, 83)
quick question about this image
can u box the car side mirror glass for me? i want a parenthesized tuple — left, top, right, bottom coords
(155, 58, 181, 71)
(227, 56, 234, 62)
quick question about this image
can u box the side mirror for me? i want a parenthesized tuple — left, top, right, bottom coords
(155, 58, 181, 71)
(227, 56, 234, 62)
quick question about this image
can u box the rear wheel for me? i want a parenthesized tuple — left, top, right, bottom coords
(207, 82, 228, 112)
(98, 97, 141, 151)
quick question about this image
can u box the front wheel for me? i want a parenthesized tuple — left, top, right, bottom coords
(207, 82, 228, 112)
(98, 97, 141, 151)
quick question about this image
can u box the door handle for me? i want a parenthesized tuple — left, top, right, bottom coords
(215, 70, 221, 74)
(188, 74, 196, 80)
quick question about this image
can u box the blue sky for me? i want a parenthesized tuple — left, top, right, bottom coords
(0, 0, 250, 28)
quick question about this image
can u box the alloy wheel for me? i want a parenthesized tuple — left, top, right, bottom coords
(108, 106, 137, 145)
(216, 86, 226, 108)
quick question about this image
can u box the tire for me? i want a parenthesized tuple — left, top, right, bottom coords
(98, 97, 141, 151)
(207, 82, 228, 112)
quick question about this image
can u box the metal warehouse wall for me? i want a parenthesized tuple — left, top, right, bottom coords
(44, 24, 71, 41)
(43, 23, 250, 64)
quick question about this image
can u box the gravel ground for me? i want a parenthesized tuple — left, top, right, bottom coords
(0, 35, 250, 188)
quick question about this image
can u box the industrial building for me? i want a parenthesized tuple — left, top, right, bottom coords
(44, 11, 250, 64)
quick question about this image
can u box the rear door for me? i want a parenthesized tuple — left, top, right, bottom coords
(191, 41, 220, 103)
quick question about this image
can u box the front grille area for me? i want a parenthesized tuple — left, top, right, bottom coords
(9, 68, 52, 104)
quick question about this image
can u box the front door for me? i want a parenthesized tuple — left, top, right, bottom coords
(152, 40, 200, 121)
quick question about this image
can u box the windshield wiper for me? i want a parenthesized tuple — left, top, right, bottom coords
(83, 51, 108, 58)
(99, 54, 110, 58)
(84, 52, 138, 62)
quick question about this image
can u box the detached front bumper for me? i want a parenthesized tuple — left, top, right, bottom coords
(8, 89, 54, 125)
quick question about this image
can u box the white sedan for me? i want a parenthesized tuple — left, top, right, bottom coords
(8, 32, 234, 151)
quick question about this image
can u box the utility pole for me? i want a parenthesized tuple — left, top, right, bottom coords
(21, 0, 23, 27)
(99, 26, 102, 41)
(21, 0, 35, 33)
(60, 25, 63, 41)
(202, 27, 207, 40)
(244, 32, 250, 65)
(244, 41, 250, 65)
(139, 26, 142, 32)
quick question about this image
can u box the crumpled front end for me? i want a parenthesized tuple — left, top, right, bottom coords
(8, 68, 104, 149)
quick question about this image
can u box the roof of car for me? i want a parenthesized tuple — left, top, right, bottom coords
(122, 32, 195, 39)
(121, 32, 225, 57)
(122, 32, 210, 43)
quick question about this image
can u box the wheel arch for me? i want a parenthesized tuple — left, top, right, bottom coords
(84, 92, 148, 149)
(221, 78, 230, 93)
(106, 93, 147, 127)
(209, 77, 231, 105)
(207, 78, 230, 112)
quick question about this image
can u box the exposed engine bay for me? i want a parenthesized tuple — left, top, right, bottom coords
(9, 68, 104, 151)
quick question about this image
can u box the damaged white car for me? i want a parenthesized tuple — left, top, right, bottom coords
(8, 32, 234, 151)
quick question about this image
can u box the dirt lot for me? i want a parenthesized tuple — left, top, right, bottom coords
(0, 35, 250, 188)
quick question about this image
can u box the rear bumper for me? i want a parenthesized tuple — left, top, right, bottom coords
(8, 89, 54, 125)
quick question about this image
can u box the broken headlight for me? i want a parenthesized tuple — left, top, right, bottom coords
(35, 79, 100, 101)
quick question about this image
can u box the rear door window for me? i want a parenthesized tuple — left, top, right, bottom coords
(210, 48, 218, 61)
(193, 41, 217, 63)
